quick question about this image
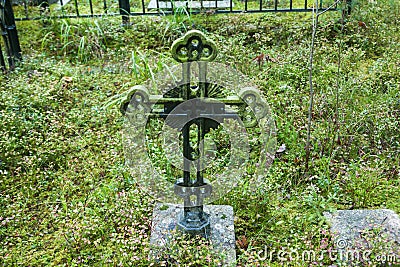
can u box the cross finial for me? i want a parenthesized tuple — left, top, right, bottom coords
(171, 30, 217, 63)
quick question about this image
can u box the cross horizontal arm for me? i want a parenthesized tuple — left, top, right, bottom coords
(147, 112, 241, 119)
(146, 95, 244, 105)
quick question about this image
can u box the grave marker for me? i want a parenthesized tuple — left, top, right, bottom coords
(121, 30, 276, 265)
(324, 209, 400, 265)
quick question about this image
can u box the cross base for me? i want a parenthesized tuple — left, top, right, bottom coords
(149, 203, 236, 266)
(177, 208, 211, 238)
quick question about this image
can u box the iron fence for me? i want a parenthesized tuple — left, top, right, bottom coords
(12, 0, 342, 22)
(1, 0, 350, 71)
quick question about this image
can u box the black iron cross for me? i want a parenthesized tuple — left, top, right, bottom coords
(122, 30, 264, 237)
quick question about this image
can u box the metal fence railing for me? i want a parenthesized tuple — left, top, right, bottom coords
(12, 0, 342, 22)
(1, 0, 351, 71)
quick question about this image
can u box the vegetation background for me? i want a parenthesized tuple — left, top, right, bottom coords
(1, 0, 399, 265)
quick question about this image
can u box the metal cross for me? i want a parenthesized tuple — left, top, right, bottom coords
(121, 30, 265, 237)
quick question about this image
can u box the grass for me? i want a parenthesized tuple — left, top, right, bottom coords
(1, 0, 400, 265)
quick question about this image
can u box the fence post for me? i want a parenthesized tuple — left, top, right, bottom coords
(347, 0, 352, 15)
(343, 0, 352, 17)
(3, 0, 22, 68)
(0, 42, 6, 72)
(118, 0, 130, 25)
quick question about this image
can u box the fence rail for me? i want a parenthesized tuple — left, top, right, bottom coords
(1, 0, 349, 71)
(13, 0, 340, 21)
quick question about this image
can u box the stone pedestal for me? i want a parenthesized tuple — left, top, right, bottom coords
(324, 209, 400, 265)
(150, 203, 236, 266)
